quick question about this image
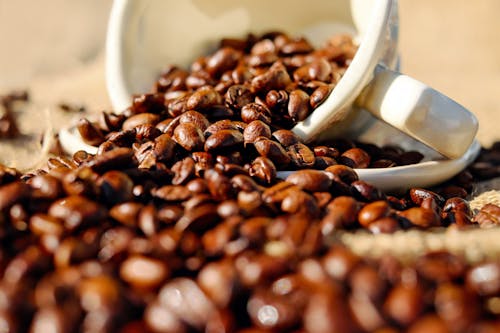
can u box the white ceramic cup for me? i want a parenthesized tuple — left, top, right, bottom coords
(105, 0, 478, 160)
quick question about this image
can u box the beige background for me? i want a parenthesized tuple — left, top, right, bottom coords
(0, 0, 499, 168)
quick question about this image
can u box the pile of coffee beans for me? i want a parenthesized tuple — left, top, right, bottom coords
(1, 32, 500, 332)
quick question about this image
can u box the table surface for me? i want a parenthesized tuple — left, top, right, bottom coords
(0, 0, 499, 166)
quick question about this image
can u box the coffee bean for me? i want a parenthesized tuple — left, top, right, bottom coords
(205, 129, 244, 152)
(171, 157, 195, 185)
(241, 103, 272, 125)
(251, 61, 291, 93)
(206, 47, 242, 78)
(187, 86, 222, 111)
(287, 89, 311, 122)
(77, 118, 105, 146)
(89, 147, 137, 173)
(310, 84, 333, 108)
(358, 200, 391, 227)
(122, 113, 160, 131)
(351, 180, 385, 202)
(409, 188, 445, 207)
(178, 110, 210, 131)
(205, 120, 246, 137)
(384, 283, 424, 326)
(131, 93, 165, 114)
(173, 123, 205, 151)
(287, 143, 315, 168)
(406, 315, 449, 333)
(247, 290, 299, 330)
(205, 169, 234, 201)
(399, 207, 439, 228)
(120, 255, 169, 289)
(243, 120, 271, 145)
(286, 169, 331, 193)
(473, 203, 500, 227)
(249, 157, 276, 184)
(48, 195, 106, 231)
(324, 164, 358, 184)
(339, 148, 371, 168)
(466, 262, 500, 296)
(253, 137, 290, 167)
(152, 185, 191, 202)
(321, 196, 361, 234)
(225, 85, 254, 111)
(98, 170, 134, 205)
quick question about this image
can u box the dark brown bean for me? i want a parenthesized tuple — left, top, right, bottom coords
(321, 196, 361, 234)
(98, 170, 134, 205)
(243, 120, 271, 145)
(409, 188, 445, 207)
(152, 185, 191, 202)
(120, 255, 169, 289)
(204, 120, 246, 137)
(358, 200, 391, 227)
(399, 207, 440, 228)
(288, 89, 311, 122)
(247, 290, 299, 331)
(251, 61, 292, 93)
(253, 137, 290, 167)
(206, 47, 242, 78)
(205, 129, 244, 152)
(173, 122, 205, 151)
(310, 84, 333, 108)
(249, 156, 277, 184)
(466, 262, 500, 296)
(324, 164, 359, 184)
(322, 245, 361, 281)
(48, 195, 106, 230)
(287, 142, 316, 168)
(178, 110, 210, 131)
(368, 217, 401, 234)
(0, 181, 29, 211)
(186, 86, 222, 111)
(122, 113, 160, 131)
(286, 169, 331, 192)
(77, 118, 105, 146)
(339, 148, 371, 169)
(89, 147, 137, 173)
(241, 102, 272, 125)
(384, 283, 424, 326)
(225, 84, 254, 111)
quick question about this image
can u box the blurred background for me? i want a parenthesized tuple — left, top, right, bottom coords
(0, 0, 499, 168)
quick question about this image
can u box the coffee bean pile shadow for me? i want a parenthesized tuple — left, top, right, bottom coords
(1, 32, 500, 332)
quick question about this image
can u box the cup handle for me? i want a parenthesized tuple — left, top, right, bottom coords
(354, 65, 478, 159)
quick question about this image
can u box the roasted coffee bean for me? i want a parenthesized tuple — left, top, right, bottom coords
(98, 170, 134, 205)
(205, 120, 246, 137)
(225, 84, 254, 111)
(152, 185, 191, 202)
(406, 315, 449, 333)
(205, 169, 234, 201)
(187, 86, 222, 111)
(272, 129, 300, 147)
(197, 259, 238, 308)
(265, 90, 288, 112)
(131, 93, 165, 114)
(466, 262, 500, 296)
(287, 89, 311, 122)
(358, 200, 391, 227)
(249, 156, 276, 184)
(176, 203, 219, 233)
(409, 188, 445, 207)
(235, 253, 289, 288)
(339, 148, 371, 168)
(310, 84, 333, 108)
(28, 174, 63, 200)
(241, 102, 272, 125)
(120, 255, 169, 289)
(351, 180, 385, 202)
(156, 117, 179, 136)
(77, 118, 105, 146)
(89, 147, 137, 173)
(304, 291, 357, 333)
(178, 110, 210, 131)
(415, 251, 465, 283)
(48, 195, 106, 230)
(321, 196, 361, 234)
(287, 143, 315, 168)
(134, 124, 162, 142)
(173, 123, 205, 151)
(324, 164, 358, 184)
(206, 47, 242, 78)
(399, 207, 439, 228)
(384, 283, 424, 326)
(243, 120, 271, 145)
(205, 129, 244, 152)
(122, 113, 160, 131)
(251, 61, 292, 93)
(153, 134, 176, 162)
(286, 169, 331, 193)
(247, 290, 299, 330)
(253, 137, 291, 167)
(171, 157, 195, 185)
(434, 282, 480, 331)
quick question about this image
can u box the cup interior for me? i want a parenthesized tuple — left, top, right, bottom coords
(111, 0, 391, 101)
